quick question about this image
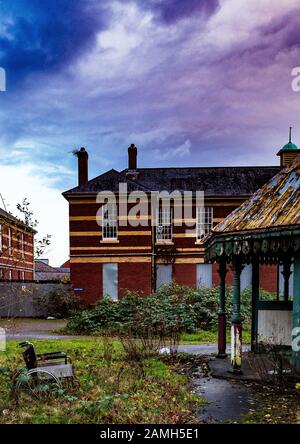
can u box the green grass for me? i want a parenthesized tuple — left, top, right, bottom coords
(181, 328, 251, 344)
(0, 339, 203, 424)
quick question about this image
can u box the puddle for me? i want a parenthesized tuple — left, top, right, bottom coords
(195, 377, 255, 423)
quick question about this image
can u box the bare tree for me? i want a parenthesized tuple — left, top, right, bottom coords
(16, 198, 51, 258)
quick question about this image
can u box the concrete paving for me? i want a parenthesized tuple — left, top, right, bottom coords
(0, 318, 72, 340)
(195, 376, 256, 422)
(178, 343, 250, 355)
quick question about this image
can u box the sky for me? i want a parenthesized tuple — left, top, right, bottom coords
(0, 0, 300, 265)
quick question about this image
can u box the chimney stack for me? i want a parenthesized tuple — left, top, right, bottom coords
(76, 147, 88, 186)
(128, 143, 137, 170)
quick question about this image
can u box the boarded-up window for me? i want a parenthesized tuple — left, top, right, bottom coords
(241, 264, 252, 291)
(196, 264, 212, 288)
(103, 263, 118, 300)
(156, 264, 172, 289)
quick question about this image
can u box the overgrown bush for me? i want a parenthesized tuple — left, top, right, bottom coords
(38, 286, 80, 319)
(65, 283, 275, 336)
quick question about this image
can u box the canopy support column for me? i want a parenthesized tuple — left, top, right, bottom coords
(282, 258, 292, 301)
(230, 257, 244, 373)
(292, 254, 300, 372)
(251, 259, 259, 352)
(217, 258, 228, 358)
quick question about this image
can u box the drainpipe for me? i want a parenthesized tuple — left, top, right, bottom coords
(251, 258, 259, 352)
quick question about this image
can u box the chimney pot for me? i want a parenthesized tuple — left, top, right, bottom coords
(128, 143, 137, 170)
(76, 147, 88, 186)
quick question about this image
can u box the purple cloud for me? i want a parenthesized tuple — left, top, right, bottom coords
(143, 0, 220, 24)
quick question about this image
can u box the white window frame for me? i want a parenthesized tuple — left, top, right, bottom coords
(102, 204, 118, 241)
(196, 207, 213, 242)
(156, 206, 173, 242)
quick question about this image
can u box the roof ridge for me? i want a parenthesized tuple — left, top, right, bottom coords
(122, 166, 281, 171)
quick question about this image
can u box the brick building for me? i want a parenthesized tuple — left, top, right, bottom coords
(0, 208, 35, 281)
(63, 137, 300, 305)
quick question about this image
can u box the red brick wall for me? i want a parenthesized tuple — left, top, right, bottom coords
(71, 263, 102, 305)
(260, 264, 278, 293)
(70, 262, 152, 303)
(118, 262, 152, 297)
(212, 263, 234, 287)
(173, 264, 196, 287)
(0, 221, 34, 281)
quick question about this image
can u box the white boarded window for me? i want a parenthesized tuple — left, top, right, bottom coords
(102, 204, 118, 240)
(196, 207, 213, 242)
(241, 264, 252, 291)
(156, 206, 172, 242)
(103, 263, 118, 300)
(156, 264, 172, 289)
(197, 264, 212, 288)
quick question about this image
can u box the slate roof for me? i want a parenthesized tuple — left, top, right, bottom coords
(63, 169, 151, 195)
(214, 158, 300, 234)
(0, 208, 36, 232)
(63, 166, 281, 197)
(35, 260, 70, 281)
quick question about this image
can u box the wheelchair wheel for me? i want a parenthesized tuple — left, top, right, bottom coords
(15, 368, 62, 401)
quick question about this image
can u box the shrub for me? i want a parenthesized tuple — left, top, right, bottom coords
(65, 283, 275, 335)
(38, 286, 79, 319)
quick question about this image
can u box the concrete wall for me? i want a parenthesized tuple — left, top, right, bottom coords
(0, 282, 71, 317)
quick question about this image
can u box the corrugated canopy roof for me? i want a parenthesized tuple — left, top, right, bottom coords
(214, 157, 300, 234)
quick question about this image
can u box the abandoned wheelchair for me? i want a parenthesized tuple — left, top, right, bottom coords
(13, 341, 77, 401)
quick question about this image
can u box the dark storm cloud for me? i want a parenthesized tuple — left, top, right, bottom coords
(136, 0, 220, 24)
(152, 0, 219, 24)
(0, 0, 111, 85)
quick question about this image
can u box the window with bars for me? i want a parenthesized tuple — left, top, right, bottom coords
(156, 206, 173, 242)
(102, 204, 118, 240)
(196, 207, 213, 241)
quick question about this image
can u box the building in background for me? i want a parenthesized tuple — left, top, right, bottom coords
(63, 135, 300, 305)
(35, 259, 70, 282)
(0, 208, 35, 281)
